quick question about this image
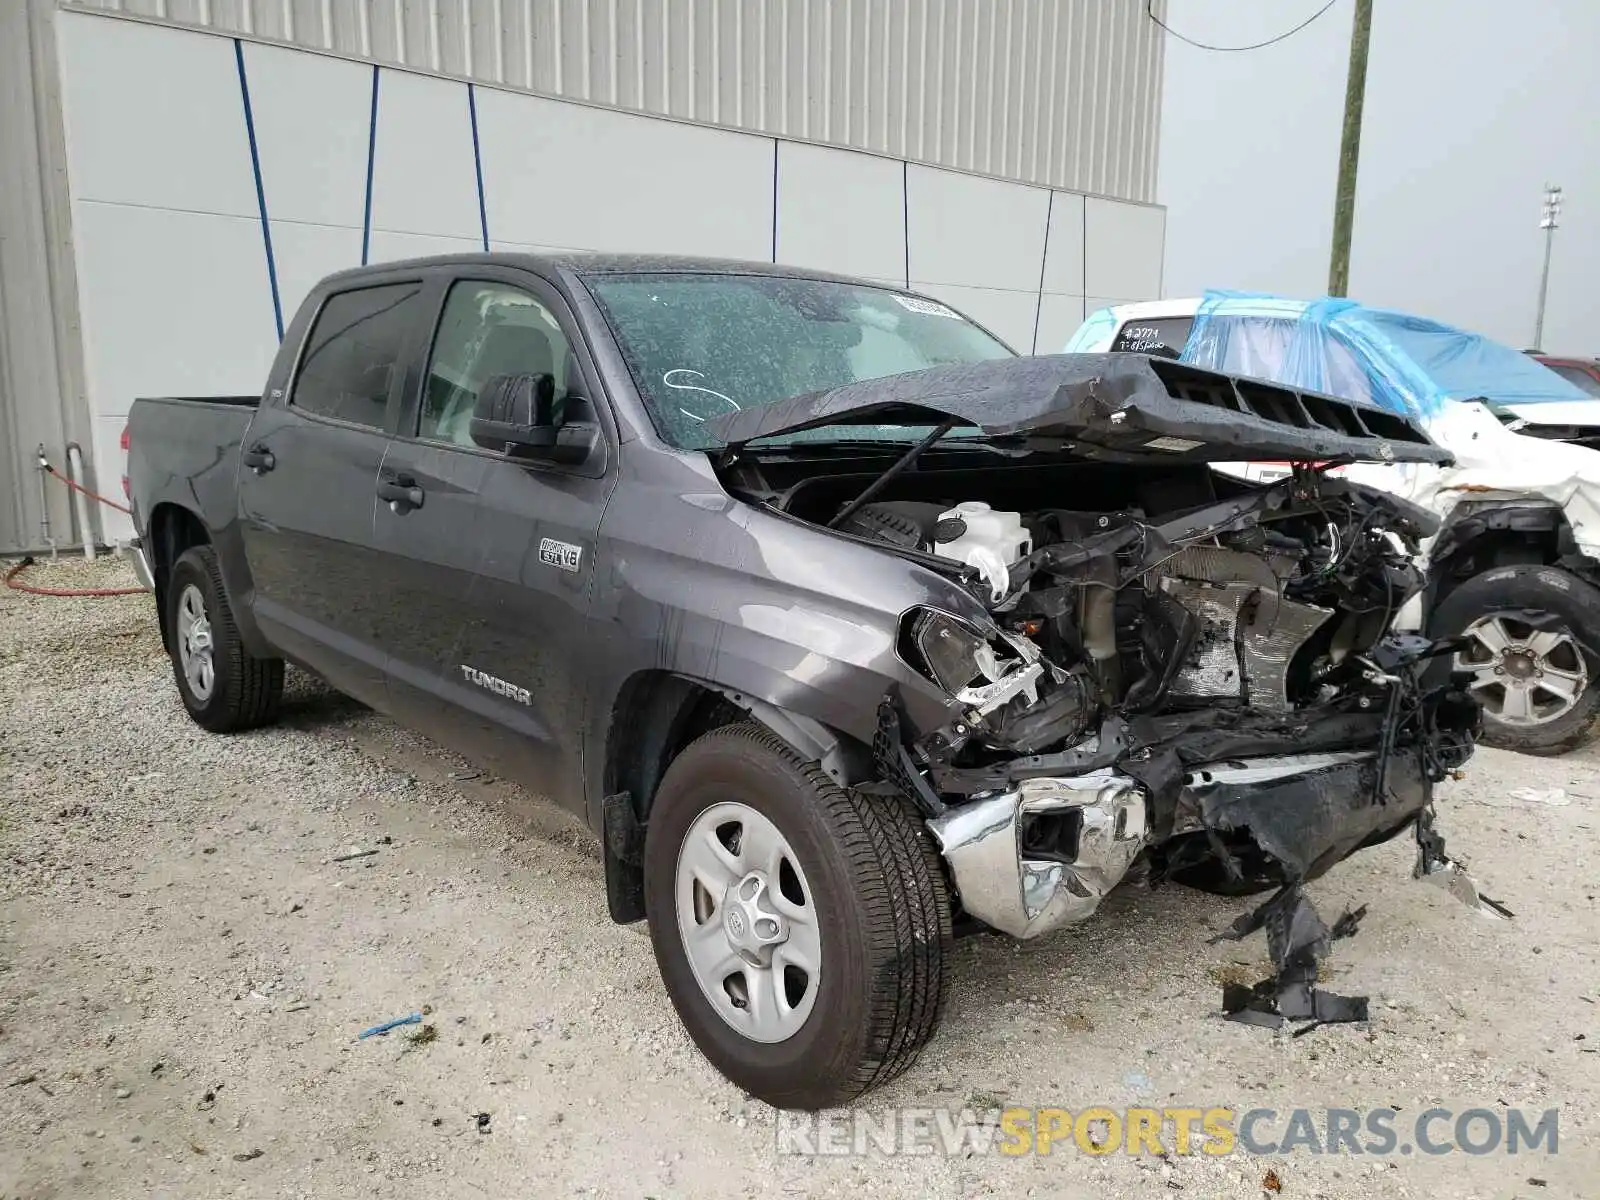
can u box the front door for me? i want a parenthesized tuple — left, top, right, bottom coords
(370, 273, 617, 814)
(238, 279, 427, 705)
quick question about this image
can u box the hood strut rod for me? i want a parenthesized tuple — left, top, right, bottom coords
(827, 418, 959, 530)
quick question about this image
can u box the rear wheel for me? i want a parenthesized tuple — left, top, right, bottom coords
(165, 546, 284, 732)
(1430, 564, 1600, 755)
(643, 723, 951, 1110)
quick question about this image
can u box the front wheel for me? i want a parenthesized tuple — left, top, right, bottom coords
(1430, 564, 1600, 755)
(643, 723, 951, 1110)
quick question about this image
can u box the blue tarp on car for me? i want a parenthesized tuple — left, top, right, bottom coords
(1096, 291, 1588, 422)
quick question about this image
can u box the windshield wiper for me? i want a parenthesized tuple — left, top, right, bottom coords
(827, 418, 960, 530)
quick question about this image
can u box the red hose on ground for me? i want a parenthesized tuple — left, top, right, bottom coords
(9, 457, 148, 597)
(4, 557, 148, 598)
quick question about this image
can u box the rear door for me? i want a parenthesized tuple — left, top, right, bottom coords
(238, 278, 427, 706)
(368, 268, 618, 813)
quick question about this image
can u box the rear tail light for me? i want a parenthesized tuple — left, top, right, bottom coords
(121, 424, 130, 500)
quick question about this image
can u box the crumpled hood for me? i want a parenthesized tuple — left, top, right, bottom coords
(706, 353, 1451, 466)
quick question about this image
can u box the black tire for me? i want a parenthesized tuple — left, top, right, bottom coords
(165, 545, 284, 733)
(643, 722, 951, 1110)
(1429, 564, 1600, 756)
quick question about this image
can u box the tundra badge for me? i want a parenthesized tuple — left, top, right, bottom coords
(539, 538, 583, 573)
(460, 665, 531, 705)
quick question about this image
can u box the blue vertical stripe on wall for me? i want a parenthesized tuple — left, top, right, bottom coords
(467, 84, 489, 251)
(361, 65, 380, 266)
(901, 161, 910, 289)
(233, 39, 283, 341)
(1030, 190, 1055, 354)
(770, 140, 780, 263)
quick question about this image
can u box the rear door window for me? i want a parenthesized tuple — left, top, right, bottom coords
(1111, 317, 1194, 358)
(292, 283, 424, 428)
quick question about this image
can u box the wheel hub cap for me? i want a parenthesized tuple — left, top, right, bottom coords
(721, 872, 788, 963)
(1455, 612, 1587, 727)
(176, 584, 216, 702)
(675, 801, 821, 1044)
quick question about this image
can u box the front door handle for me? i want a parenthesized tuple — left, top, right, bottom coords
(377, 475, 425, 512)
(242, 443, 275, 474)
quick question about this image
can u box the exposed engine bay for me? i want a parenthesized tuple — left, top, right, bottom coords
(709, 354, 1491, 1029)
(722, 448, 1486, 1027)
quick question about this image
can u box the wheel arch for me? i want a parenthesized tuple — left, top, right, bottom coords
(597, 668, 871, 924)
(1426, 498, 1595, 610)
(147, 502, 212, 649)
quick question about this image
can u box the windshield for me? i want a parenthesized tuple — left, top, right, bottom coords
(583, 272, 1014, 449)
(1182, 314, 1380, 408)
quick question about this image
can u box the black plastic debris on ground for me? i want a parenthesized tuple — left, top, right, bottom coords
(1212, 883, 1369, 1034)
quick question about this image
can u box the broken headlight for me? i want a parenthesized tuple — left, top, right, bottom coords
(903, 609, 990, 693)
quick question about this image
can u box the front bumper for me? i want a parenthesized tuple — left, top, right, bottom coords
(927, 772, 1148, 939)
(927, 749, 1434, 940)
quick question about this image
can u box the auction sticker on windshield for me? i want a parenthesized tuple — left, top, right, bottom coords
(894, 295, 961, 319)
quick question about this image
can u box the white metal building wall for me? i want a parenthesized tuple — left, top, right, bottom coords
(64, 0, 1166, 202)
(1, 2, 1168, 553)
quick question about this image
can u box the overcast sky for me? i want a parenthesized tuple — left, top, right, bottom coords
(1157, 0, 1598, 355)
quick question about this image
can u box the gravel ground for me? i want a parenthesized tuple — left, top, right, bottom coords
(2, 556, 1597, 1199)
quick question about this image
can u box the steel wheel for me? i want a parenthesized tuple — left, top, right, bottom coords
(675, 800, 821, 1044)
(1456, 612, 1587, 726)
(175, 583, 216, 702)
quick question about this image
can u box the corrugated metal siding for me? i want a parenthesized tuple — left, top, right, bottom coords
(2, 0, 94, 556)
(62, 0, 1166, 202)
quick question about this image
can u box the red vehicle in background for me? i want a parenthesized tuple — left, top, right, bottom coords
(1533, 355, 1600, 397)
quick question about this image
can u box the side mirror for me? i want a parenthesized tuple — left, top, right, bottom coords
(470, 372, 597, 465)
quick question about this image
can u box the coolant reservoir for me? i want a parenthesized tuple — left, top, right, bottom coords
(931, 501, 1032, 603)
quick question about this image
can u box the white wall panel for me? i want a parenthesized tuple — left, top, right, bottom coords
(55, 12, 257, 217)
(366, 230, 486, 265)
(72, 202, 278, 415)
(911, 282, 1039, 354)
(775, 143, 904, 280)
(65, 0, 1167, 203)
(270, 222, 364, 320)
(906, 164, 1050, 293)
(242, 41, 372, 228)
(476, 88, 771, 260)
(1085, 197, 1165, 301)
(1034, 293, 1088, 355)
(1040, 192, 1087, 297)
(368, 71, 482, 241)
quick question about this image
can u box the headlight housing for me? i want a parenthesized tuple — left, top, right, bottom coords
(901, 608, 990, 693)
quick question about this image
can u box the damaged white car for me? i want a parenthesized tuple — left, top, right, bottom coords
(1071, 292, 1600, 754)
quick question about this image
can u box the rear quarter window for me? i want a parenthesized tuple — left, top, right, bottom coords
(1111, 317, 1194, 358)
(291, 283, 423, 428)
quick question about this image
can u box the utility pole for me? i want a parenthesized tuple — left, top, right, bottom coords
(1327, 0, 1373, 298)
(1533, 183, 1563, 351)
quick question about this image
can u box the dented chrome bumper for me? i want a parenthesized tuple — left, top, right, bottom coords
(926, 772, 1149, 939)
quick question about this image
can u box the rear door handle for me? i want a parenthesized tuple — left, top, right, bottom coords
(377, 474, 425, 511)
(242, 443, 275, 474)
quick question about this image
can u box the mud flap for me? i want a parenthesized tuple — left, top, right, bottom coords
(603, 790, 646, 924)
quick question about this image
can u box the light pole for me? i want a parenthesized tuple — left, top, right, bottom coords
(1533, 183, 1563, 351)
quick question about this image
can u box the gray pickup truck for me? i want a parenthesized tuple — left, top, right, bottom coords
(127, 253, 1478, 1109)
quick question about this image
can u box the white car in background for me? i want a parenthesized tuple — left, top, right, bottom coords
(1069, 294, 1600, 755)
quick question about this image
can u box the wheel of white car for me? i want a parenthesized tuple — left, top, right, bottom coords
(165, 546, 284, 733)
(1430, 564, 1600, 756)
(642, 722, 951, 1110)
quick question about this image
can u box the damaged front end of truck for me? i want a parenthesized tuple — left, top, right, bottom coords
(711, 354, 1487, 1026)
